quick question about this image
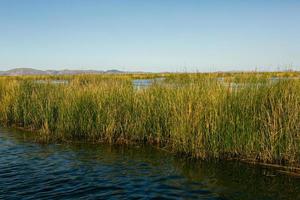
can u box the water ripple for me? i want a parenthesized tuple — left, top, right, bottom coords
(0, 127, 299, 200)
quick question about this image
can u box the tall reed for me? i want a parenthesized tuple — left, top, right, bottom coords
(0, 73, 299, 166)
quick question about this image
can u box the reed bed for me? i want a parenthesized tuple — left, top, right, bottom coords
(0, 72, 299, 167)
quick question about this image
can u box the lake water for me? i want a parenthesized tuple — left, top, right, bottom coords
(33, 77, 300, 91)
(132, 77, 300, 91)
(132, 78, 165, 90)
(34, 78, 160, 89)
(35, 80, 69, 84)
(0, 127, 299, 200)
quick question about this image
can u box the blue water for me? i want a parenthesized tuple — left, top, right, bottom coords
(0, 127, 299, 200)
(132, 78, 165, 89)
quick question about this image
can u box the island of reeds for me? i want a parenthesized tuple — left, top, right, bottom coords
(0, 72, 299, 168)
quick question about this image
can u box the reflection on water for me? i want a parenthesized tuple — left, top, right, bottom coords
(35, 80, 69, 84)
(132, 78, 165, 90)
(0, 127, 299, 200)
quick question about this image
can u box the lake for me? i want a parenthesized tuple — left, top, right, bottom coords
(0, 127, 299, 200)
(132, 78, 165, 89)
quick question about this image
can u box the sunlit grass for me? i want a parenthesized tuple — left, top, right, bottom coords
(0, 72, 299, 166)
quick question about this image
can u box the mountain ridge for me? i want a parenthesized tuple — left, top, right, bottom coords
(0, 68, 128, 76)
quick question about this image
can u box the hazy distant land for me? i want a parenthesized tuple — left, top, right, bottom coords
(0, 68, 128, 76)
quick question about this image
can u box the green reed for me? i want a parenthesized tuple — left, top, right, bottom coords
(0, 72, 299, 166)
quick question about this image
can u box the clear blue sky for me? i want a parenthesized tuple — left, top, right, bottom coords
(0, 0, 299, 72)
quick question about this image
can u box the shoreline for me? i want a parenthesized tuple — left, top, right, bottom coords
(0, 73, 299, 174)
(2, 124, 300, 178)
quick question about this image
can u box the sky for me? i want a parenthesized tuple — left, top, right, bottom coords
(0, 0, 299, 72)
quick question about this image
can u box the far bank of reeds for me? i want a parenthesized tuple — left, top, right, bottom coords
(0, 72, 299, 167)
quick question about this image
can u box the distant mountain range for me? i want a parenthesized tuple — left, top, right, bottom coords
(0, 68, 127, 76)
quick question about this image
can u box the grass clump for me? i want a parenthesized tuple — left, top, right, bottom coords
(0, 72, 299, 167)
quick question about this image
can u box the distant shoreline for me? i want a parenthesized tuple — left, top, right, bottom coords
(0, 67, 299, 76)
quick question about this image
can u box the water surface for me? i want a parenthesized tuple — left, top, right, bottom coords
(133, 78, 165, 90)
(0, 127, 299, 200)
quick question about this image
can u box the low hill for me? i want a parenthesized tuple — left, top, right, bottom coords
(0, 68, 126, 75)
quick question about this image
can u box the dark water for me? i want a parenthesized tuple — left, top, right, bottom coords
(0, 128, 299, 200)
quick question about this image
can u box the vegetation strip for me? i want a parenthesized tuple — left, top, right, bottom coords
(0, 72, 299, 170)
